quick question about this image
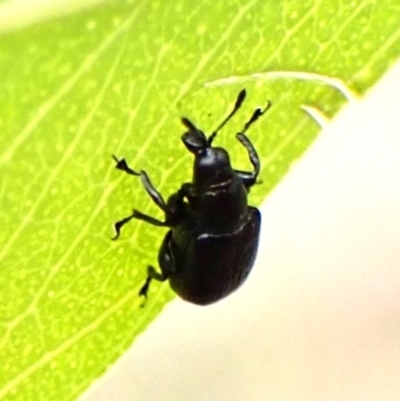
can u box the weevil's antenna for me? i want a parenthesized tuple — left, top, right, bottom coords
(208, 89, 247, 146)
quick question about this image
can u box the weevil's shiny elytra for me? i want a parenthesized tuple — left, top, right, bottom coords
(112, 89, 271, 305)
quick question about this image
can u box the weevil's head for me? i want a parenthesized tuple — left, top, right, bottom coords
(181, 117, 233, 188)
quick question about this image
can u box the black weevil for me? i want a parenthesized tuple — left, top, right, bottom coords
(112, 89, 271, 305)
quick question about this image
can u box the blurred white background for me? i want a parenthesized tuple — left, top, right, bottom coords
(0, 0, 109, 33)
(81, 58, 400, 401)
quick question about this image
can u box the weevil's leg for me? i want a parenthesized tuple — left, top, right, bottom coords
(111, 154, 144, 238)
(139, 170, 168, 212)
(135, 174, 188, 226)
(234, 100, 271, 190)
(112, 155, 140, 176)
(112, 207, 171, 240)
(138, 276, 152, 305)
(138, 265, 167, 307)
(234, 133, 260, 189)
(139, 231, 175, 306)
(138, 266, 166, 296)
(112, 156, 168, 210)
(112, 204, 171, 239)
(112, 213, 139, 240)
(113, 152, 186, 214)
(242, 101, 271, 133)
(112, 170, 169, 239)
(158, 230, 177, 276)
(113, 180, 188, 239)
(130, 209, 169, 226)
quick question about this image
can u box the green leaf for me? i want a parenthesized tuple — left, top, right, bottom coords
(0, 0, 399, 400)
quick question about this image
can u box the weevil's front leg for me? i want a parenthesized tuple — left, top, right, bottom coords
(134, 171, 187, 226)
(234, 100, 271, 190)
(113, 155, 168, 211)
(112, 155, 140, 176)
(234, 133, 260, 190)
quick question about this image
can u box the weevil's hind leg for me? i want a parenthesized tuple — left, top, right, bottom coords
(139, 231, 175, 306)
(138, 266, 167, 307)
(138, 276, 152, 306)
